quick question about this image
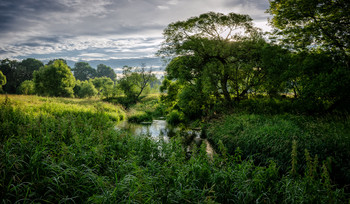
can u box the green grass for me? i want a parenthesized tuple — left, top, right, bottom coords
(0, 94, 349, 203)
(108, 94, 166, 123)
(207, 113, 350, 190)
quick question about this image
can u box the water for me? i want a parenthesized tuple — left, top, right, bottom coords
(115, 119, 215, 158)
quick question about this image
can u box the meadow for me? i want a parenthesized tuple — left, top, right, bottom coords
(1, 94, 349, 203)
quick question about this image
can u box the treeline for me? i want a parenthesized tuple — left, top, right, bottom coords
(0, 58, 160, 102)
(157, 7, 350, 121)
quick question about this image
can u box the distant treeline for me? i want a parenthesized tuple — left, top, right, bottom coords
(0, 58, 160, 102)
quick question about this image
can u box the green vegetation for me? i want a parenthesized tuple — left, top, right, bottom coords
(1, 95, 348, 203)
(158, 11, 350, 121)
(1, 1, 350, 202)
(18, 80, 35, 95)
(119, 65, 157, 104)
(206, 112, 350, 187)
(0, 70, 6, 92)
(113, 94, 166, 123)
(33, 60, 76, 97)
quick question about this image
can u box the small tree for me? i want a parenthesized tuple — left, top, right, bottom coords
(76, 81, 98, 98)
(119, 65, 156, 103)
(18, 80, 35, 95)
(33, 60, 75, 97)
(90, 77, 114, 99)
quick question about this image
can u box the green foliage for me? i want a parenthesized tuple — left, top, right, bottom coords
(33, 60, 75, 97)
(97, 64, 116, 80)
(128, 111, 153, 123)
(119, 65, 157, 103)
(159, 12, 261, 104)
(73, 62, 96, 81)
(0, 95, 348, 203)
(0, 58, 43, 94)
(0, 59, 21, 93)
(158, 12, 295, 119)
(47, 58, 69, 66)
(207, 113, 350, 187)
(0, 70, 6, 92)
(90, 77, 114, 99)
(166, 110, 184, 125)
(291, 140, 298, 177)
(75, 80, 98, 98)
(18, 58, 44, 82)
(18, 80, 35, 95)
(268, 0, 350, 56)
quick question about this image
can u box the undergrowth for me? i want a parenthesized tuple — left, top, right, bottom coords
(207, 113, 350, 192)
(0, 94, 348, 203)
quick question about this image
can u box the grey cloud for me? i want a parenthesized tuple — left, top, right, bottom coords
(0, 0, 271, 62)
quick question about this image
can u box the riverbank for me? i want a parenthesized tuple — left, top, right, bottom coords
(1, 94, 349, 203)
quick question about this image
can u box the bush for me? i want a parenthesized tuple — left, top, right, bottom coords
(18, 80, 35, 95)
(128, 111, 152, 123)
(166, 110, 184, 125)
(76, 81, 98, 98)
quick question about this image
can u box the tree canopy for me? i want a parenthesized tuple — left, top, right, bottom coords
(18, 58, 44, 82)
(158, 12, 271, 118)
(119, 65, 156, 103)
(34, 60, 75, 97)
(97, 64, 116, 80)
(73, 62, 96, 81)
(90, 77, 114, 99)
(268, 0, 350, 59)
(269, 0, 350, 110)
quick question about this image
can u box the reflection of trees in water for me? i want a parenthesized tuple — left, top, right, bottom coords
(116, 119, 215, 157)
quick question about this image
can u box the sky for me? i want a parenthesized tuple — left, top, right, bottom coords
(0, 0, 272, 74)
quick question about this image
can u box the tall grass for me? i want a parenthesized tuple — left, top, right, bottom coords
(0, 95, 348, 203)
(207, 113, 350, 190)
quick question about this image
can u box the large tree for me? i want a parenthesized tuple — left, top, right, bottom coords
(158, 12, 263, 106)
(268, 0, 350, 63)
(0, 58, 43, 93)
(97, 64, 116, 80)
(18, 58, 43, 82)
(268, 0, 350, 111)
(0, 59, 20, 93)
(73, 62, 96, 81)
(33, 60, 75, 97)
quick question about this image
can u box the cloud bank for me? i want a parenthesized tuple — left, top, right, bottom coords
(0, 0, 271, 66)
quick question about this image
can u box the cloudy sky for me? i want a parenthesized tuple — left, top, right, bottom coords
(0, 0, 271, 71)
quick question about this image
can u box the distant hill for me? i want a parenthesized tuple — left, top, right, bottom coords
(66, 57, 164, 71)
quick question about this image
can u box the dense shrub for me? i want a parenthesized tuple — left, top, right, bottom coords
(166, 110, 184, 125)
(128, 111, 152, 123)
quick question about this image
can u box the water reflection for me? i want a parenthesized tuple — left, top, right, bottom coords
(115, 119, 215, 157)
(115, 119, 179, 142)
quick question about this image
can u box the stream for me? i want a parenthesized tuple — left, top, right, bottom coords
(115, 119, 215, 158)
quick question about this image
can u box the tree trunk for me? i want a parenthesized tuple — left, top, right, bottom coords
(220, 74, 231, 103)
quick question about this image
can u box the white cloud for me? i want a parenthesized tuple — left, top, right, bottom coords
(157, 5, 169, 10)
